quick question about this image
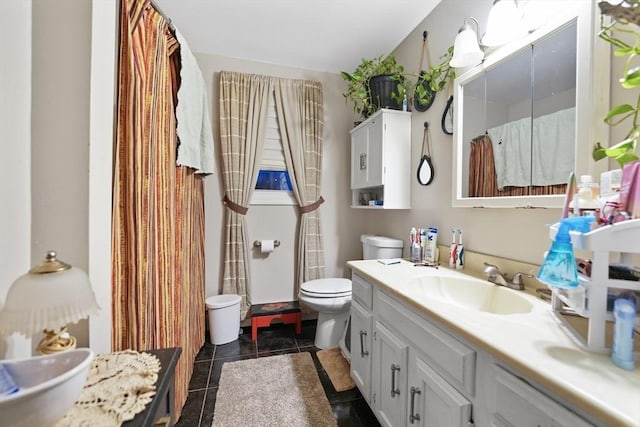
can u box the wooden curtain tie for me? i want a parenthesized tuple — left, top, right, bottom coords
(299, 196, 325, 214)
(223, 194, 249, 215)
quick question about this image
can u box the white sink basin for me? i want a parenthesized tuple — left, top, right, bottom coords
(405, 275, 534, 315)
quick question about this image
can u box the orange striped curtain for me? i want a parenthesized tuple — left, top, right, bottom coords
(112, 0, 205, 420)
(468, 134, 566, 197)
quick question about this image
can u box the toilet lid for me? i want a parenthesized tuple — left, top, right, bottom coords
(300, 278, 352, 297)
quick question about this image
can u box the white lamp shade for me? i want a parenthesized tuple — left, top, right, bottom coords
(482, 0, 525, 47)
(0, 266, 100, 336)
(450, 27, 484, 68)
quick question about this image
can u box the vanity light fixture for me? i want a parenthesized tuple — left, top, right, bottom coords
(450, 17, 484, 68)
(481, 0, 525, 47)
(0, 251, 100, 355)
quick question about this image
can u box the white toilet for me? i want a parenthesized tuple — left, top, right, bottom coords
(298, 234, 403, 350)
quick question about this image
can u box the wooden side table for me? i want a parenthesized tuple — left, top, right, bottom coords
(250, 301, 302, 340)
(123, 347, 181, 427)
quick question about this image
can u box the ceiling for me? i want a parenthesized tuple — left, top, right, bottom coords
(153, 0, 443, 74)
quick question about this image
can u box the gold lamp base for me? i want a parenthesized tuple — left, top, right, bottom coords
(36, 326, 77, 355)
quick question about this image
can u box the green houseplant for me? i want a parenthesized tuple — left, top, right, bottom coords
(341, 49, 454, 118)
(593, 0, 640, 166)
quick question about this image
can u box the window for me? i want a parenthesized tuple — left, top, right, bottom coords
(251, 93, 296, 205)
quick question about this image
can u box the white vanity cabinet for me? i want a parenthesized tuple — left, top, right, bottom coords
(491, 365, 595, 427)
(350, 109, 411, 209)
(372, 321, 409, 427)
(350, 274, 374, 403)
(349, 270, 598, 427)
(350, 272, 475, 427)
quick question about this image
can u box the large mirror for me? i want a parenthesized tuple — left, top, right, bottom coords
(452, 3, 609, 208)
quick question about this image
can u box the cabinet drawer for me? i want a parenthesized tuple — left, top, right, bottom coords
(352, 273, 373, 310)
(492, 365, 594, 427)
(376, 290, 476, 396)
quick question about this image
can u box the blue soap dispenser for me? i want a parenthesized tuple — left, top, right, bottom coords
(536, 216, 595, 289)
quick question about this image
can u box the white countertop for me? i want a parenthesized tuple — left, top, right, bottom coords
(347, 259, 640, 427)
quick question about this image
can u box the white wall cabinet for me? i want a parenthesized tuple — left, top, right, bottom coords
(350, 109, 411, 209)
(349, 272, 596, 427)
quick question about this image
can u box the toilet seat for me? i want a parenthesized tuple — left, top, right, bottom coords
(300, 278, 352, 298)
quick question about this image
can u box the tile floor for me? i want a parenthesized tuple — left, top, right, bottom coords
(175, 320, 380, 427)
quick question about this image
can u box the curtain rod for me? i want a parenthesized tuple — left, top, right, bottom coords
(150, 0, 176, 32)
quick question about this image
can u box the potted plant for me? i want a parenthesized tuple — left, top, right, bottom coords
(341, 54, 406, 118)
(592, 1, 640, 166)
(341, 49, 454, 119)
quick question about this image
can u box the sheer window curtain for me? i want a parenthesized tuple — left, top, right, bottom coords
(219, 71, 273, 317)
(274, 79, 325, 291)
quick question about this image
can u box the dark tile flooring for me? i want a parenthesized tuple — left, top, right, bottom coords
(175, 320, 380, 427)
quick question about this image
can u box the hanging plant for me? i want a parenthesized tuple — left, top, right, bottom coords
(341, 48, 455, 119)
(593, 1, 640, 166)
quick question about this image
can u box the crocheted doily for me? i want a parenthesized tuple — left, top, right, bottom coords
(56, 350, 161, 427)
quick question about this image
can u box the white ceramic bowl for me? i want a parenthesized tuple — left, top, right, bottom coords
(0, 348, 94, 427)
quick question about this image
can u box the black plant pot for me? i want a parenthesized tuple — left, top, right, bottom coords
(368, 74, 403, 112)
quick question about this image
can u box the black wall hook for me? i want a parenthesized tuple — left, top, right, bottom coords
(423, 30, 428, 41)
(424, 121, 429, 129)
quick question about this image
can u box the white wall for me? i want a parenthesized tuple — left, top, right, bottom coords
(360, 0, 596, 265)
(194, 54, 367, 302)
(0, 0, 32, 358)
(30, 0, 93, 348)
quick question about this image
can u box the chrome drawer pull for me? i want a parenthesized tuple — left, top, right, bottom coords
(409, 386, 421, 423)
(390, 364, 401, 397)
(359, 331, 369, 357)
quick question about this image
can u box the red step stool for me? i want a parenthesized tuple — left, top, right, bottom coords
(250, 301, 302, 340)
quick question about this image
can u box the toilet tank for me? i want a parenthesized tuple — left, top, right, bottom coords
(361, 235, 403, 260)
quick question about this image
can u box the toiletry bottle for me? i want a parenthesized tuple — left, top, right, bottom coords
(572, 175, 600, 216)
(402, 94, 408, 112)
(449, 229, 457, 268)
(536, 215, 595, 288)
(455, 229, 464, 270)
(410, 228, 420, 262)
(424, 227, 438, 263)
(611, 298, 636, 371)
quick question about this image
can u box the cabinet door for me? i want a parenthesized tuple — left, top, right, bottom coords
(373, 321, 408, 427)
(408, 353, 472, 427)
(350, 301, 373, 403)
(350, 118, 384, 189)
(351, 125, 369, 189)
(492, 366, 595, 427)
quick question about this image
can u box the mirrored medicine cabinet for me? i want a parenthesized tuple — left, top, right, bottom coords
(452, 2, 610, 208)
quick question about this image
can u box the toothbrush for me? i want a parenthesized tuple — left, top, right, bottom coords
(449, 228, 457, 268)
(456, 229, 464, 270)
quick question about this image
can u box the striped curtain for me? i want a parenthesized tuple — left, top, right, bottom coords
(469, 134, 566, 197)
(112, 0, 205, 420)
(219, 71, 273, 318)
(274, 79, 325, 290)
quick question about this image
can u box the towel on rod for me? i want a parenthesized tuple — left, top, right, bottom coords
(488, 116, 532, 190)
(531, 107, 575, 186)
(175, 29, 215, 175)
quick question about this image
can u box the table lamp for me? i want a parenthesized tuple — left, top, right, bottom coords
(0, 251, 100, 355)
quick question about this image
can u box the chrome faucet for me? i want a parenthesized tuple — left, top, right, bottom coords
(483, 262, 533, 291)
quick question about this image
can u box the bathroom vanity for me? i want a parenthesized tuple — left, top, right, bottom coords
(347, 260, 640, 427)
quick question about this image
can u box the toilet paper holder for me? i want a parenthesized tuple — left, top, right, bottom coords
(253, 240, 281, 248)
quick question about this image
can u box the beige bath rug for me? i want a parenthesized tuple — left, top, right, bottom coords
(317, 348, 355, 392)
(212, 352, 337, 427)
